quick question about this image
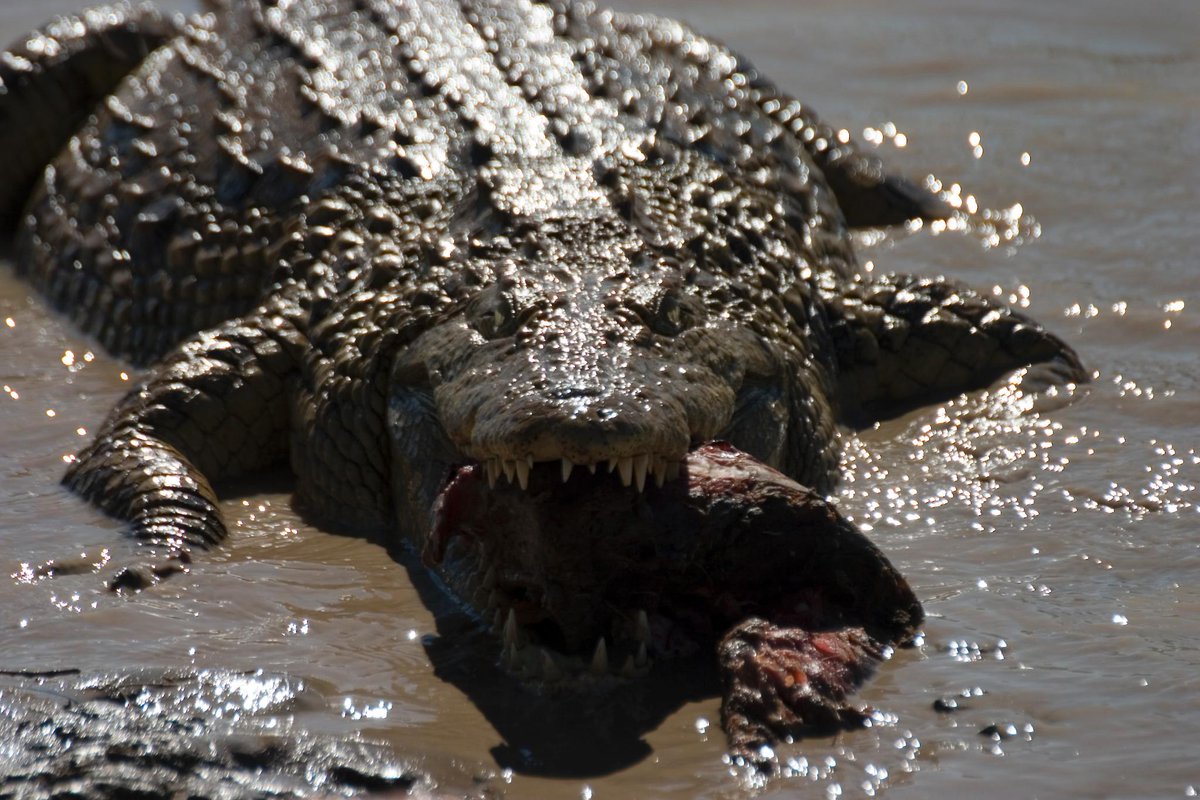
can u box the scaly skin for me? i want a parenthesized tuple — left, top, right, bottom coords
(0, 669, 468, 799)
(1, 0, 1085, 762)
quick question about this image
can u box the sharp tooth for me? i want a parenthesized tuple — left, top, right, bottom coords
(621, 654, 636, 677)
(654, 457, 667, 488)
(503, 608, 519, 648)
(635, 609, 651, 644)
(493, 608, 504, 632)
(515, 458, 530, 490)
(608, 459, 618, 474)
(485, 459, 498, 489)
(502, 460, 516, 484)
(587, 462, 598, 475)
(561, 458, 574, 483)
(482, 564, 497, 589)
(633, 454, 649, 492)
(665, 460, 681, 482)
(541, 648, 561, 681)
(502, 641, 517, 670)
(590, 637, 608, 675)
(618, 457, 633, 487)
(635, 641, 648, 668)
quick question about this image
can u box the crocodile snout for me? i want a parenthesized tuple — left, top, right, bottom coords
(438, 336, 738, 479)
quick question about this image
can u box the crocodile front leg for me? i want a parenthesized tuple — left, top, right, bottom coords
(61, 301, 307, 591)
(816, 272, 1087, 424)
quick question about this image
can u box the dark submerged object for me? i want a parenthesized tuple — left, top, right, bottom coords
(0, 668, 489, 799)
(0, 0, 1085, 771)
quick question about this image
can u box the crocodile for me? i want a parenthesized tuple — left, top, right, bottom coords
(0, 668, 486, 800)
(0, 0, 1085, 766)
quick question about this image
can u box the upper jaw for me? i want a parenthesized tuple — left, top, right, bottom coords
(449, 394, 704, 491)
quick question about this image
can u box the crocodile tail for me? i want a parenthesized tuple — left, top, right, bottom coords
(0, 4, 179, 231)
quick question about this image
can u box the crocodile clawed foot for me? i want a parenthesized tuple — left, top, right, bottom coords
(17, 547, 191, 594)
(106, 549, 192, 594)
(28, 553, 104, 580)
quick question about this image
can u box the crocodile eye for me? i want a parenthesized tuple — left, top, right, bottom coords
(475, 304, 511, 339)
(469, 285, 516, 340)
(650, 291, 696, 337)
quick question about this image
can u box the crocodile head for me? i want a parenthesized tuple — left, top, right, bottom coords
(385, 235, 830, 681)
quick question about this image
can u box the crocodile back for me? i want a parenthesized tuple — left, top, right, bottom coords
(13, 0, 857, 366)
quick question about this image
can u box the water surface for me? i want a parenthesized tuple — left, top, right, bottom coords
(1, 0, 1197, 797)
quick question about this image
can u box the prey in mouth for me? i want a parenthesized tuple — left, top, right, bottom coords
(425, 442, 923, 763)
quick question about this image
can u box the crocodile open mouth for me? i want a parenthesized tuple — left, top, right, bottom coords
(427, 441, 922, 711)
(425, 442, 924, 759)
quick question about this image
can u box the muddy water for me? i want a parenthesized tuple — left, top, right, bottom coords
(1, 0, 1198, 796)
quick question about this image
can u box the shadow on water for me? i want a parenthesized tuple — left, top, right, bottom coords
(394, 541, 722, 778)
(212, 467, 297, 501)
(289, 485, 723, 779)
